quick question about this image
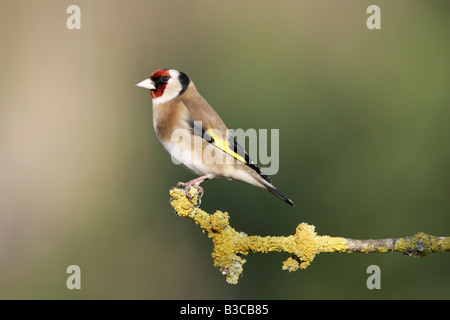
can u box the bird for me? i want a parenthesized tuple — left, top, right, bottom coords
(135, 68, 295, 206)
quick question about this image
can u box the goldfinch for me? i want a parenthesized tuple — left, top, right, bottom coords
(136, 68, 295, 206)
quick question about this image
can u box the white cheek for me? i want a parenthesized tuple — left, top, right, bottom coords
(152, 71, 183, 104)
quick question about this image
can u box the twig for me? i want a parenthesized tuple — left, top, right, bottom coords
(169, 187, 450, 284)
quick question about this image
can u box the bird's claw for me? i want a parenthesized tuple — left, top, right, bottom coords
(170, 181, 204, 205)
(184, 183, 204, 205)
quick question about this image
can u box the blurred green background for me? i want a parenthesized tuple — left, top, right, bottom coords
(0, 0, 449, 299)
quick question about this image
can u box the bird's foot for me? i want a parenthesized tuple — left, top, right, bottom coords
(181, 180, 205, 206)
(170, 175, 211, 205)
(184, 182, 204, 204)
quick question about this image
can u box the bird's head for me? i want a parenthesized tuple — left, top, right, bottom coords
(135, 68, 191, 104)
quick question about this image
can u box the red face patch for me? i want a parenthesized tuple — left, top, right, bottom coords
(150, 69, 171, 99)
(150, 69, 170, 79)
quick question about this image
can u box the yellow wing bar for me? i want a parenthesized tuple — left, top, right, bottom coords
(204, 128, 247, 164)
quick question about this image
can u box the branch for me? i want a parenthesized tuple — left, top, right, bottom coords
(169, 187, 450, 284)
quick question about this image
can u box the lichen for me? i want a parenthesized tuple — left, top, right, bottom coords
(316, 235, 349, 253)
(169, 188, 347, 279)
(168, 187, 449, 284)
(282, 257, 300, 272)
(394, 232, 450, 257)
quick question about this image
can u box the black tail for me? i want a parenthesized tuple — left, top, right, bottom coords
(265, 185, 295, 207)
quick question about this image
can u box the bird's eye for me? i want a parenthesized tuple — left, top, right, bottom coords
(161, 76, 169, 83)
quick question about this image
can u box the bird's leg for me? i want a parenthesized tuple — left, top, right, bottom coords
(183, 174, 214, 204)
(170, 174, 213, 205)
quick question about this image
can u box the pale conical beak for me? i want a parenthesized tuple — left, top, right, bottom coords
(135, 78, 156, 90)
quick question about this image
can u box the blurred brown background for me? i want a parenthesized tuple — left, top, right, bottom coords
(0, 0, 448, 299)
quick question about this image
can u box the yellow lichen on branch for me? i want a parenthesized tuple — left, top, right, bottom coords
(394, 233, 450, 257)
(169, 187, 450, 284)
